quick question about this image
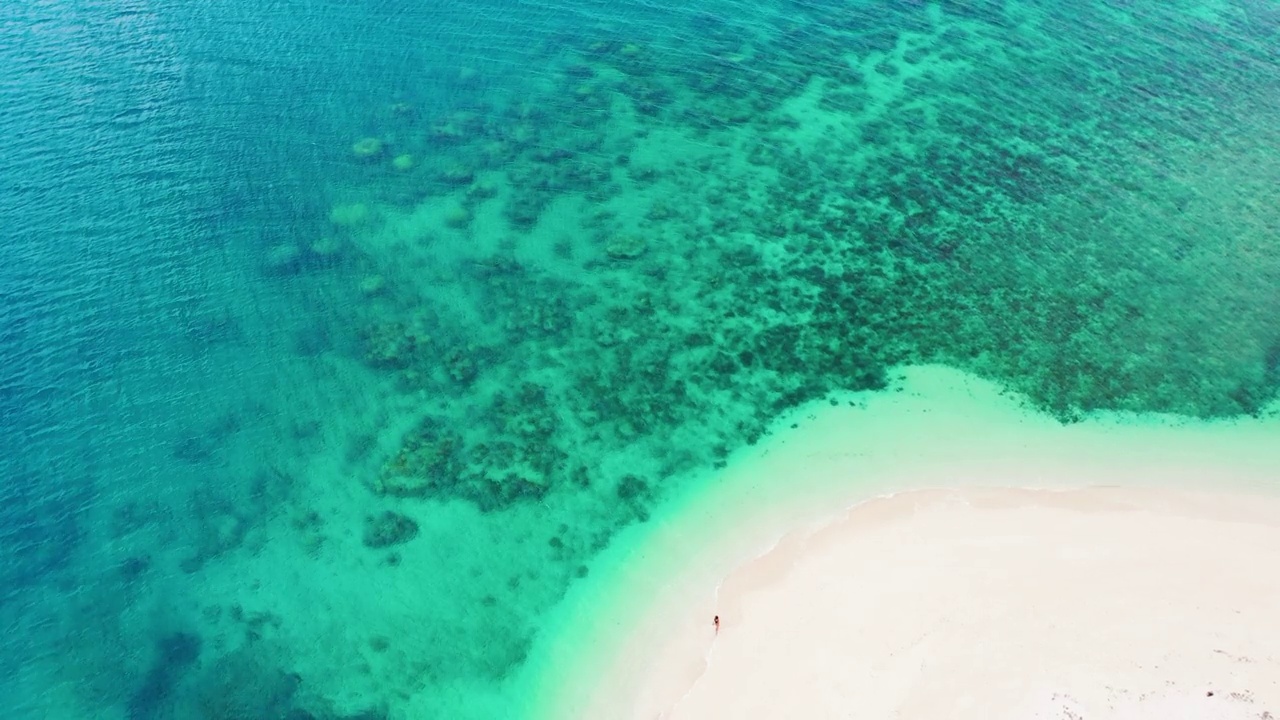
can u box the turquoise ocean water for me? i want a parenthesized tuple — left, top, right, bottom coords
(2, 0, 1278, 718)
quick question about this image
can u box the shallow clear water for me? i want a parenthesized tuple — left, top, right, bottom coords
(2, 0, 1278, 718)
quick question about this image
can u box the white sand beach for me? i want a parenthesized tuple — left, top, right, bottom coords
(528, 366, 1280, 720)
(668, 486, 1280, 719)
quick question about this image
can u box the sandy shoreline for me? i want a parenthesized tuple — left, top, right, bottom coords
(526, 367, 1280, 720)
(671, 485, 1280, 719)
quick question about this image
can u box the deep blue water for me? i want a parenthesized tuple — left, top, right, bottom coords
(0, 0, 727, 606)
(0, 0, 502, 594)
(2, 2, 640, 715)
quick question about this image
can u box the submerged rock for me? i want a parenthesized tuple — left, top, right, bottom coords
(351, 137, 384, 160)
(358, 275, 386, 297)
(362, 511, 419, 549)
(605, 234, 647, 260)
(182, 645, 301, 719)
(328, 202, 371, 228)
(439, 162, 474, 185)
(262, 243, 303, 275)
(443, 201, 471, 228)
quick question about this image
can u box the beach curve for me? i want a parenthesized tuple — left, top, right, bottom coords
(522, 365, 1280, 720)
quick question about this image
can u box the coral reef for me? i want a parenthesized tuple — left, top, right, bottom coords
(375, 413, 558, 510)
